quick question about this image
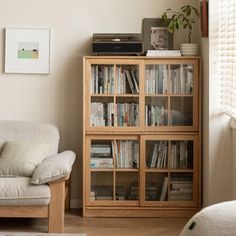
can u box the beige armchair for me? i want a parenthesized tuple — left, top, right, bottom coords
(0, 120, 75, 233)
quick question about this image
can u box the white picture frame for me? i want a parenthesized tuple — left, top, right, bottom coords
(4, 28, 50, 74)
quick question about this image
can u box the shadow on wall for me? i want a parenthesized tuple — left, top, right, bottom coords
(57, 51, 88, 206)
(209, 114, 232, 204)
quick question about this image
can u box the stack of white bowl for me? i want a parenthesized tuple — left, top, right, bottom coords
(180, 43, 198, 56)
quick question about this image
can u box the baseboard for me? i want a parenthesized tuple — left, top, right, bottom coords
(70, 198, 82, 209)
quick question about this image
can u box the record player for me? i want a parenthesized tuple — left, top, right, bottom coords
(92, 33, 143, 55)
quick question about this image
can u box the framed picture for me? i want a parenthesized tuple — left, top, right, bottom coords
(142, 18, 173, 53)
(200, 0, 208, 37)
(4, 28, 50, 74)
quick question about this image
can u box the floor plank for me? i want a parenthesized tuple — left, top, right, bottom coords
(0, 210, 189, 236)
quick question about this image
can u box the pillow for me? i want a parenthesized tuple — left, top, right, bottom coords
(31, 151, 76, 184)
(0, 141, 51, 177)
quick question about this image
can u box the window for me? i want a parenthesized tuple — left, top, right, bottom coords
(213, 0, 236, 118)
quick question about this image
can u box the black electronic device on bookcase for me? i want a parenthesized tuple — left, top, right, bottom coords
(92, 33, 144, 55)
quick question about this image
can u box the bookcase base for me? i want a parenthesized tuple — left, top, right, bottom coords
(83, 207, 200, 217)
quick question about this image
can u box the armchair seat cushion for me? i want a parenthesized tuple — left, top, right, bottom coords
(0, 177, 50, 205)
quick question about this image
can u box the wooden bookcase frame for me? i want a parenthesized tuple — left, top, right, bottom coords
(83, 56, 201, 217)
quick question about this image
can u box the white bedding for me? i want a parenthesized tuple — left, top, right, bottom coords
(180, 201, 236, 236)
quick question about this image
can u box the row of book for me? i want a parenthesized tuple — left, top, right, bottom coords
(145, 65, 168, 94)
(116, 102, 139, 126)
(90, 65, 140, 95)
(147, 141, 168, 168)
(149, 175, 193, 201)
(90, 102, 114, 127)
(170, 65, 193, 94)
(145, 104, 166, 126)
(145, 108, 191, 127)
(90, 176, 193, 201)
(91, 185, 133, 201)
(90, 100, 191, 127)
(90, 102, 139, 127)
(116, 67, 139, 94)
(90, 141, 139, 168)
(90, 181, 162, 201)
(145, 64, 193, 94)
(90, 64, 193, 95)
(170, 141, 193, 169)
(115, 140, 139, 168)
(146, 141, 193, 169)
(91, 65, 114, 94)
(90, 141, 193, 169)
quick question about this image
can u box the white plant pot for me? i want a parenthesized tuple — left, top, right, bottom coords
(180, 43, 198, 56)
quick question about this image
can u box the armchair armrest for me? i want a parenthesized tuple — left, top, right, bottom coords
(31, 151, 76, 185)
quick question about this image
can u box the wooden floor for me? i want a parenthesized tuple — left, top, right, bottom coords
(0, 210, 189, 236)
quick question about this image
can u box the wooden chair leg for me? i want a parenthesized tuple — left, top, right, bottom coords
(48, 180, 65, 233)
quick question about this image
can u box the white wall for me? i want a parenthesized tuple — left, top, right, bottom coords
(0, 0, 198, 208)
(231, 120, 236, 198)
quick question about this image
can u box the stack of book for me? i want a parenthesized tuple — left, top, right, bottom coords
(90, 143, 113, 168)
(169, 174, 193, 201)
(146, 50, 181, 57)
(91, 185, 113, 200)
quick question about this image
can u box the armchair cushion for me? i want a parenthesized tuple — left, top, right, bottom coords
(0, 141, 51, 177)
(31, 150, 76, 184)
(0, 177, 50, 205)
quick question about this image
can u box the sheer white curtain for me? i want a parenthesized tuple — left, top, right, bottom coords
(214, 0, 236, 118)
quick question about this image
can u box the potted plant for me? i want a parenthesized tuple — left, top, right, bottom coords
(162, 5, 200, 55)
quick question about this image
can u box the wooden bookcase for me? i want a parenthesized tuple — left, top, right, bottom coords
(83, 56, 201, 217)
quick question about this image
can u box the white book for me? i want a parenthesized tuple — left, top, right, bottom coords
(146, 50, 181, 57)
(160, 177, 168, 201)
(125, 70, 135, 93)
(130, 70, 139, 93)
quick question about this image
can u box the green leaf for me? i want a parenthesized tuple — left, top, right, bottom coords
(175, 21, 180, 29)
(186, 7, 191, 16)
(179, 19, 183, 25)
(168, 24, 173, 33)
(162, 4, 198, 34)
(162, 15, 165, 23)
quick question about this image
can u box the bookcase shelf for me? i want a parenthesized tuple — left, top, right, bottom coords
(83, 56, 201, 217)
